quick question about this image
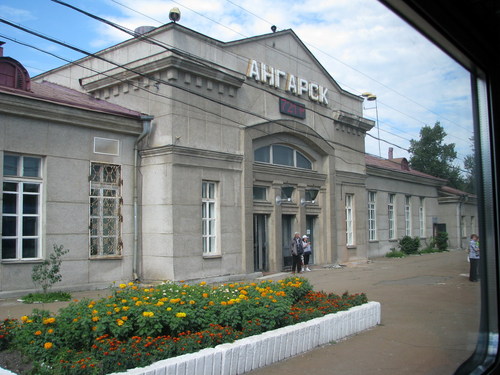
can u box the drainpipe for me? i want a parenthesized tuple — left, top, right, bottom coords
(133, 115, 154, 281)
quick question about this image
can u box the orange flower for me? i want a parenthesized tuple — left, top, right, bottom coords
(47, 329, 54, 334)
(44, 342, 53, 349)
(34, 330, 42, 336)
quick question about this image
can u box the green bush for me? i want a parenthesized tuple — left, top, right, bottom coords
(398, 236, 421, 255)
(435, 232, 449, 251)
(386, 248, 406, 258)
(32, 244, 69, 294)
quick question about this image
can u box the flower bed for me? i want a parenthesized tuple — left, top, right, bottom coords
(0, 277, 370, 374)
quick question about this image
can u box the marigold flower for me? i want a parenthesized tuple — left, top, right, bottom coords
(116, 319, 124, 326)
(35, 330, 42, 336)
(202, 293, 209, 298)
(21, 316, 28, 322)
(47, 329, 54, 334)
(128, 282, 134, 286)
(200, 281, 207, 286)
(73, 318, 79, 323)
(92, 326, 97, 331)
(119, 283, 127, 289)
(121, 299, 128, 303)
(114, 307, 121, 313)
(166, 307, 172, 311)
(175, 312, 186, 318)
(121, 316, 128, 321)
(189, 300, 196, 305)
(43, 317, 56, 325)
(44, 342, 53, 349)
(142, 311, 154, 317)
(122, 306, 130, 311)
(92, 316, 100, 322)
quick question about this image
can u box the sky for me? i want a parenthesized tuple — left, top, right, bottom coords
(0, 0, 474, 167)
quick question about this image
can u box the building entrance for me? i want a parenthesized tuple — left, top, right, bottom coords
(282, 215, 293, 270)
(306, 215, 316, 264)
(253, 214, 268, 272)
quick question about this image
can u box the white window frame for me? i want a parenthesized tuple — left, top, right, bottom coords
(419, 197, 425, 238)
(2, 154, 43, 260)
(345, 194, 354, 246)
(254, 145, 312, 170)
(405, 195, 412, 236)
(368, 191, 377, 241)
(89, 162, 122, 257)
(202, 181, 218, 255)
(388, 194, 396, 240)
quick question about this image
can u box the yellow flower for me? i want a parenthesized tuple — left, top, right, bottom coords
(142, 311, 154, 317)
(116, 319, 124, 326)
(122, 306, 130, 311)
(92, 310, 98, 315)
(121, 299, 128, 303)
(189, 300, 196, 305)
(119, 283, 127, 289)
(166, 307, 172, 311)
(200, 281, 207, 286)
(92, 316, 100, 322)
(21, 316, 28, 322)
(156, 301, 164, 306)
(175, 312, 186, 318)
(128, 282, 134, 286)
(114, 307, 121, 313)
(43, 317, 56, 325)
(135, 301, 143, 306)
(44, 342, 53, 350)
(34, 330, 42, 336)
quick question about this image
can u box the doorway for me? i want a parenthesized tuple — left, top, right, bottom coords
(282, 215, 293, 270)
(253, 214, 268, 272)
(306, 215, 316, 264)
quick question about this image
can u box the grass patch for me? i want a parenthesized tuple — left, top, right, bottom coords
(386, 249, 406, 258)
(20, 292, 72, 304)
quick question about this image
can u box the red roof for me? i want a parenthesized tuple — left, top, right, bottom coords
(365, 154, 447, 182)
(0, 80, 143, 118)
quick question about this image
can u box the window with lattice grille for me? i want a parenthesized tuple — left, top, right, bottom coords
(89, 163, 122, 257)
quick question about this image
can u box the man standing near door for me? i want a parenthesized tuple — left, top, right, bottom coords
(290, 232, 304, 274)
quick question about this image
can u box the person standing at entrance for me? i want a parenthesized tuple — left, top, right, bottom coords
(301, 235, 312, 272)
(468, 234, 480, 282)
(290, 232, 303, 274)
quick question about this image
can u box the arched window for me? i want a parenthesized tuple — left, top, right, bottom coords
(254, 145, 312, 170)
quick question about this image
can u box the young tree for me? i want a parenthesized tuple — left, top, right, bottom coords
(408, 122, 464, 189)
(462, 136, 476, 193)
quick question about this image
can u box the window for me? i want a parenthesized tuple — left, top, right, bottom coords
(254, 145, 312, 169)
(419, 197, 425, 237)
(253, 186, 267, 200)
(345, 194, 354, 246)
(89, 163, 122, 257)
(202, 181, 217, 255)
(405, 195, 411, 236)
(388, 194, 396, 240)
(2, 154, 42, 260)
(368, 191, 376, 241)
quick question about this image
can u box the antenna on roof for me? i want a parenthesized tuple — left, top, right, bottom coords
(271, 25, 277, 33)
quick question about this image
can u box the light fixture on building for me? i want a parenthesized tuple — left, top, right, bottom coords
(300, 188, 320, 206)
(276, 186, 295, 205)
(169, 8, 181, 22)
(362, 92, 381, 157)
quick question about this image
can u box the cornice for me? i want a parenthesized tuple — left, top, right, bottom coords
(0, 93, 143, 135)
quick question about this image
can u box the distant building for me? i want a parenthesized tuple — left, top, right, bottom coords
(0, 24, 477, 296)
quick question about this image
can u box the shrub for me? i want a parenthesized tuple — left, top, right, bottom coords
(386, 248, 406, 258)
(398, 236, 421, 255)
(434, 232, 449, 252)
(32, 244, 69, 294)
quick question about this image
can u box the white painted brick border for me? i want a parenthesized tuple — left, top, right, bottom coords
(109, 301, 380, 375)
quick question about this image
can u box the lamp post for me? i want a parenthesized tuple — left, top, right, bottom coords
(362, 92, 381, 157)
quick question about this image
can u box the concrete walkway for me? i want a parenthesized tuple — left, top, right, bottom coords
(0, 250, 480, 375)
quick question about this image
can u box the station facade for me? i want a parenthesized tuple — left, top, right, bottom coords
(0, 24, 477, 296)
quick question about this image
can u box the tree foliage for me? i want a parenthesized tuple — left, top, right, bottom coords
(408, 122, 464, 189)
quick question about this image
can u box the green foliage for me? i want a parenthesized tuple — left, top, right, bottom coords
(386, 248, 406, 258)
(32, 244, 69, 294)
(5, 278, 368, 374)
(398, 236, 421, 255)
(409, 122, 464, 189)
(21, 291, 71, 304)
(435, 232, 449, 251)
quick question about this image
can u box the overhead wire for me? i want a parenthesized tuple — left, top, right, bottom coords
(1, 2, 471, 173)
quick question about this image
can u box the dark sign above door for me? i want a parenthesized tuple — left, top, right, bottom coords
(279, 97, 306, 119)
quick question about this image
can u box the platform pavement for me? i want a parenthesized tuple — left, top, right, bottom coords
(0, 249, 480, 375)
